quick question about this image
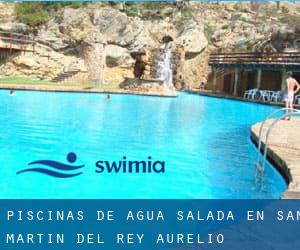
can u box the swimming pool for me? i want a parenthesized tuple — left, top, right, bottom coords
(0, 90, 286, 198)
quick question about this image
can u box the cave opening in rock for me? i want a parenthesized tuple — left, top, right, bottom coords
(161, 35, 174, 44)
(131, 51, 147, 79)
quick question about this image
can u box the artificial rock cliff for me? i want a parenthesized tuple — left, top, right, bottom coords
(0, 2, 299, 90)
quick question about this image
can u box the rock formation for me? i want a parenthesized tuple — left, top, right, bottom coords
(0, 2, 299, 90)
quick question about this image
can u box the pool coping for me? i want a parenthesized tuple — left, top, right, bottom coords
(250, 121, 300, 199)
(185, 90, 286, 107)
(0, 84, 178, 98)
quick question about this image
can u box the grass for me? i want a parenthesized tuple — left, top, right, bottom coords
(0, 76, 121, 90)
(0, 77, 54, 85)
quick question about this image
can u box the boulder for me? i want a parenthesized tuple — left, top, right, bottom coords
(120, 21, 156, 50)
(119, 77, 177, 96)
(92, 8, 129, 43)
(212, 30, 231, 42)
(105, 45, 134, 68)
(231, 13, 252, 22)
(60, 8, 90, 28)
(0, 22, 29, 33)
(175, 20, 208, 54)
(181, 50, 210, 89)
(58, 8, 100, 44)
(12, 56, 39, 69)
(37, 30, 69, 51)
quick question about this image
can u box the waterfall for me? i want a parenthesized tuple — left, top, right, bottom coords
(157, 46, 175, 91)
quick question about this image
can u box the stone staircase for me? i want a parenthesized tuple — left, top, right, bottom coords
(51, 70, 82, 83)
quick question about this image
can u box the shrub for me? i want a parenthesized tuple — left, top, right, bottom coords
(15, 2, 88, 27)
(279, 14, 300, 26)
(124, 8, 140, 18)
(180, 8, 193, 19)
(204, 23, 215, 40)
(15, 3, 50, 27)
(281, 6, 289, 14)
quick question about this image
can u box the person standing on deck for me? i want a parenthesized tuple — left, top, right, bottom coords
(284, 72, 300, 120)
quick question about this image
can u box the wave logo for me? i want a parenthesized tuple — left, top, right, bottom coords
(16, 152, 85, 178)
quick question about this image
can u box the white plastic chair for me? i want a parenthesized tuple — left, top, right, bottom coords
(259, 90, 269, 101)
(249, 88, 258, 99)
(270, 91, 281, 103)
(243, 88, 258, 99)
(243, 90, 251, 99)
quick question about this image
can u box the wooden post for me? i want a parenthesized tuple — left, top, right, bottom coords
(212, 67, 217, 93)
(280, 68, 286, 91)
(233, 67, 239, 96)
(230, 72, 235, 94)
(256, 68, 262, 89)
(32, 36, 35, 54)
(9, 33, 12, 52)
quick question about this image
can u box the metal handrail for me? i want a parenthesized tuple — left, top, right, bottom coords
(0, 33, 34, 53)
(0, 36, 32, 44)
(261, 110, 300, 170)
(255, 108, 300, 188)
(0, 30, 32, 38)
(256, 108, 300, 171)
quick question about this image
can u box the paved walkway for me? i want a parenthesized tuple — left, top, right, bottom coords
(0, 84, 178, 97)
(251, 118, 300, 199)
(187, 90, 286, 107)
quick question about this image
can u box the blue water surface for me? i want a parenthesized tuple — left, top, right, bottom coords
(0, 90, 286, 198)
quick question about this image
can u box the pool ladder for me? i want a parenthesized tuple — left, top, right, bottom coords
(255, 108, 300, 186)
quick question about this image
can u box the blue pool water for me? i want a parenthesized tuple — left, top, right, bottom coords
(0, 90, 286, 198)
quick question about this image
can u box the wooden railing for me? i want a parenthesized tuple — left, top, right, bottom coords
(209, 52, 300, 65)
(0, 30, 35, 52)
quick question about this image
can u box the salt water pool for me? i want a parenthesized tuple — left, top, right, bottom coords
(0, 90, 286, 198)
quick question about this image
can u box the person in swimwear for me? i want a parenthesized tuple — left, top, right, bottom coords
(284, 72, 300, 120)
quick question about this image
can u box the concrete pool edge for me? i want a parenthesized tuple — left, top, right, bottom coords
(251, 120, 300, 199)
(185, 90, 285, 107)
(0, 84, 178, 98)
